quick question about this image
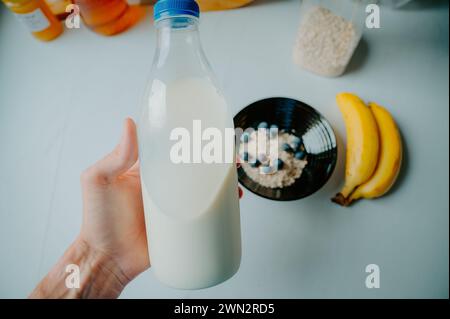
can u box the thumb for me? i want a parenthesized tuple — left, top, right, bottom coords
(83, 118, 139, 184)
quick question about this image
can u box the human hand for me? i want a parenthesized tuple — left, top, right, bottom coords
(79, 118, 150, 282)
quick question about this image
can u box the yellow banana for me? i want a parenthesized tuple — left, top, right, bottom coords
(332, 93, 380, 206)
(347, 102, 402, 204)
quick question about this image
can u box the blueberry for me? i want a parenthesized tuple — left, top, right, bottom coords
(260, 165, 272, 174)
(257, 122, 269, 129)
(276, 159, 284, 170)
(240, 132, 250, 143)
(282, 143, 292, 152)
(250, 160, 260, 168)
(295, 151, 306, 160)
(241, 152, 249, 162)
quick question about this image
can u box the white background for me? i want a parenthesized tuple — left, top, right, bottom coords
(0, 0, 448, 298)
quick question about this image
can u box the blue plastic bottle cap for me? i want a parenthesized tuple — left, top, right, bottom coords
(154, 0, 200, 21)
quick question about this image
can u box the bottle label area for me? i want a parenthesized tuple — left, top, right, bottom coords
(15, 9, 50, 32)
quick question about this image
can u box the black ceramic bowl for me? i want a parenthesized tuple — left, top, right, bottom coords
(234, 97, 337, 201)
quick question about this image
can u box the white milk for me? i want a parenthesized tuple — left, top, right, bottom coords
(139, 77, 241, 289)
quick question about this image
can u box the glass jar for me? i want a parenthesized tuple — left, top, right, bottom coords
(293, 0, 366, 77)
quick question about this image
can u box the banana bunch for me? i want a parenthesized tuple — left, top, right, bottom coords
(332, 93, 402, 206)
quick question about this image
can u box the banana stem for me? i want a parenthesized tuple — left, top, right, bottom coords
(331, 193, 350, 206)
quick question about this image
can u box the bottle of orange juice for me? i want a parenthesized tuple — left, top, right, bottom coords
(196, 0, 254, 11)
(73, 0, 145, 36)
(43, 0, 71, 20)
(2, 0, 63, 41)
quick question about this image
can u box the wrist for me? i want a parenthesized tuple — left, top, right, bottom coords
(73, 237, 130, 298)
(30, 237, 129, 299)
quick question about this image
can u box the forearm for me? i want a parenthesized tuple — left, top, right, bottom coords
(29, 238, 129, 299)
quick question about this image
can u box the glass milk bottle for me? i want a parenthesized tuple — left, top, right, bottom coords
(138, 0, 241, 289)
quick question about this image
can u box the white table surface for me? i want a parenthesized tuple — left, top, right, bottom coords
(0, 0, 448, 299)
